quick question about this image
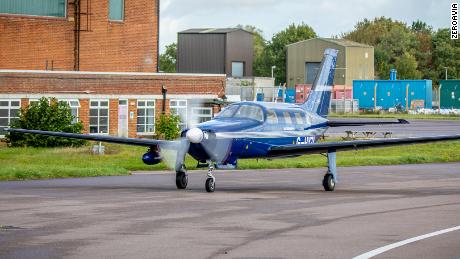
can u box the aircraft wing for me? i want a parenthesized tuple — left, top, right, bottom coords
(327, 119, 409, 127)
(267, 134, 460, 158)
(6, 128, 178, 148)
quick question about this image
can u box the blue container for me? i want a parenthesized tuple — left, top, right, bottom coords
(256, 93, 264, 102)
(353, 80, 432, 110)
(284, 88, 296, 103)
(390, 69, 397, 80)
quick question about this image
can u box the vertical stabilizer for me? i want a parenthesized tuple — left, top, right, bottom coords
(301, 48, 338, 118)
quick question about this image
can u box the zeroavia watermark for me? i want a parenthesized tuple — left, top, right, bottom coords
(453, 3, 458, 39)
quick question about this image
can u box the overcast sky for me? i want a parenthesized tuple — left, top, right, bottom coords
(159, 0, 451, 52)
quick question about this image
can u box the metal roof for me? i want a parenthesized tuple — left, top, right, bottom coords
(178, 28, 252, 34)
(287, 38, 372, 48)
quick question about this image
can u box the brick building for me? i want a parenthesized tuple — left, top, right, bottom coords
(0, 0, 226, 138)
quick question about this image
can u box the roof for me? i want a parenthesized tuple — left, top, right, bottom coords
(178, 28, 252, 34)
(287, 38, 373, 48)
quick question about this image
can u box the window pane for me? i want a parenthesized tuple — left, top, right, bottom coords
(146, 115, 154, 125)
(147, 101, 155, 107)
(100, 117, 108, 126)
(89, 117, 98, 125)
(11, 101, 20, 107)
(138, 101, 145, 107)
(0, 118, 8, 126)
(10, 109, 19, 117)
(146, 125, 154, 132)
(137, 125, 145, 133)
(90, 109, 98, 116)
(99, 109, 108, 116)
(0, 109, 8, 117)
(0, 0, 66, 17)
(0, 127, 6, 135)
(137, 116, 144, 125)
(90, 126, 98, 133)
(283, 112, 292, 124)
(109, 0, 124, 20)
(0, 101, 8, 107)
(137, 109, 145, 116)
(99, 126, 108, 133)
(119, 100, 127, 105)
(100, 101, 109, 107)
(90, 101, 98, 107)
(146, 108, 154, 117)
(70, 101, 80, 107)
(170, 101, 176, 106)
(231, 62, 244, 78)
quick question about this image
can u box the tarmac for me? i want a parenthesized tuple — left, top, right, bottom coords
(1, 163, 459, 259)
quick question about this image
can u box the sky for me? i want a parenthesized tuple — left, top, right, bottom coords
(159, 0, 451, 52)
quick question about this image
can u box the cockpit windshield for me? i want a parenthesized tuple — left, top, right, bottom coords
(217, 104, 264, 122)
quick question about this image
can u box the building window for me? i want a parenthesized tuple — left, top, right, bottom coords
(0, 100, 20, 136)
(191, 107, 213, 127)
(60, 100, 80, 124)
(137, 100, 155, 133)
(0, 0, 66, 17)
(109, 0, 124, 21)
(89, 100, 109, 134)
(170, 100, 187, 130)
(231, 62, 244, 78)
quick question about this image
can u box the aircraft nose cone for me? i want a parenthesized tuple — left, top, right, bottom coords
(186, 128, 204, 144)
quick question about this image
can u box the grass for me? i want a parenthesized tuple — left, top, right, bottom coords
(329, 113, 460, 120)
(1, 140, 460, 181)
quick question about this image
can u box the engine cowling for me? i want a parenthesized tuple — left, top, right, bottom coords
(142, 147, 162, 165)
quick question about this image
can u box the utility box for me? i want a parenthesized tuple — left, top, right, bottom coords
(353, 80, 432, 110)
(439, 80, 460, 109)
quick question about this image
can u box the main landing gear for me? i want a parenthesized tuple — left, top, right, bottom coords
(205, 161, 216, 193)
(323, 150, 337, 192)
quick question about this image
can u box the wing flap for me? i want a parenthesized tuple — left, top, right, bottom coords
(6, 128, 178, 148)
(268, 135, 460, 158)
(327, 119, 409, 127)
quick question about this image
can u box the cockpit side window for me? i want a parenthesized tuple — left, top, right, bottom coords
(217, 105, 238, 118)
(234, 105, 264, 122)
(266, 110, 278, 124)
(283, 111, 293, 124)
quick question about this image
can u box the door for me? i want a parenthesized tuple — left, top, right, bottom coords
(118, 100, 128, 137)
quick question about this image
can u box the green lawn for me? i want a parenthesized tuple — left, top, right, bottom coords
(1, 140, 460, 181)
(329, 113, 460, 120)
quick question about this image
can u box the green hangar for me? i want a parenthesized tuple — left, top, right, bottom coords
(286, 38, 374, 88)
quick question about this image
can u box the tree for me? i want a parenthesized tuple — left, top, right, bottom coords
(268, 23, 317, 84)
(395, 52, 422, 79)
(237, 25, 273, 77)
(432, 28, 460, 83)
(155, 114, 181, 140)
(159, 43, 177, 73)
(6, 97, 85, 147)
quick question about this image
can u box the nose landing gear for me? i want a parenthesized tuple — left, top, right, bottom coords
(205, 161, 216, 193)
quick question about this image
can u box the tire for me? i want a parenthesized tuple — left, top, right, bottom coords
(322, 174, 335, 192)
(205, 178, 215, 193)
(176, 172, 188, 189)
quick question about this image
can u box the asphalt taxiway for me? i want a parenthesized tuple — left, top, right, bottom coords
(1, 163, 459, 258)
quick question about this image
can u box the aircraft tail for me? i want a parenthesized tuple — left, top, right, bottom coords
(301, 48, 338, 118)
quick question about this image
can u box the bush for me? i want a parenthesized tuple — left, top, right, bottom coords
(155, 114, 181, 140)
(6, 97, 86, 147)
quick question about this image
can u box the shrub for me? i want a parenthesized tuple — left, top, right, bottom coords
(155, 114, 181, 140)
(6, 97, 86, 147)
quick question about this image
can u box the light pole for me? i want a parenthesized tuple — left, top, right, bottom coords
(271, 66, 276, 102)
(444, 67, 448, 80)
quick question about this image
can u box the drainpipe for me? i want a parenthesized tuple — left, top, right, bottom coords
(162, 84, 167, 114)
(73, 0, 81, 71)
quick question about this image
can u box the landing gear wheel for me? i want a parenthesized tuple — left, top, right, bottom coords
(322, 174, 335, 192)
(205, 178, 215, 193)
(176, 172, 188, 189)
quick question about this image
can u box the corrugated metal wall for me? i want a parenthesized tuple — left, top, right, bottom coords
(439, 80, 460, 109)
(177, 33, 226, 74)
(353, 80, 433, 110)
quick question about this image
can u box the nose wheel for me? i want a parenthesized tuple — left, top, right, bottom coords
(322, 173, 335, 191)
(205, 161, 216, 193)
(175, 165, 188, 189)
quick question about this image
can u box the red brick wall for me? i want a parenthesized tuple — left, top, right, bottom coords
(79, 99, 90, 133)
(0, 0, 158, 72)
(0, 72, 226, 96)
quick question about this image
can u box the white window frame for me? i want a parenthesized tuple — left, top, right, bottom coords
(59, 99, 80, 124)
(170, 99, 188, 129)
(89, 100, 109, 134)
(0, 99, 21, 138)
(191, 107, 213, 127)
(136, 100, 156, 134)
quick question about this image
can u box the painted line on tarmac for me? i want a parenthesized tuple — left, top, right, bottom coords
(353, 225, 460, 259)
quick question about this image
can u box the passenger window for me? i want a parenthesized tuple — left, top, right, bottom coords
(266, 110, 278, 124)
(294, 112, 306, 125)
(283, 111, 293, 124)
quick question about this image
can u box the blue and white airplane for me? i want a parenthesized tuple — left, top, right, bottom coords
(8, 49, 460, 192)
